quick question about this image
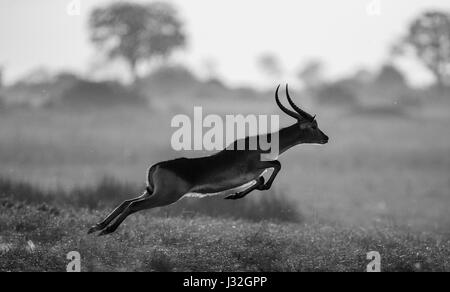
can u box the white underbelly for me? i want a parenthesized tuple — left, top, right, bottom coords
(183, 170, 268, 198)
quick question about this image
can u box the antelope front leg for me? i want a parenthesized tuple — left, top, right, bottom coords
(257, 160, 281, 190)
(224, 177, 265, 200)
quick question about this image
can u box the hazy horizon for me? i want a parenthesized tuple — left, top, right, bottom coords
(1, 0, 450, 88)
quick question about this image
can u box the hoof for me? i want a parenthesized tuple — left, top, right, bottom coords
(224, 194, 239, 200)
(87, 224, 102, 234)
(98, 227, 115, 236)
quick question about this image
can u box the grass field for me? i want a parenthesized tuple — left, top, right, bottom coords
(1, 97, 450, 271)
(1, 201, 449, 272)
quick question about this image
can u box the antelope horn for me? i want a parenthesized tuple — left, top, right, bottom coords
(275, 84, 301, 119)
(285, 84, 315, 121)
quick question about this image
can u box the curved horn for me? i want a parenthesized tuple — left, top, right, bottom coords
(275, 84, 301, 119)
(285, 84, 315, 121)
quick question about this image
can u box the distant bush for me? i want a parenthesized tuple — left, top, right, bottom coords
(1, 82, 56, 108)
(139, 65, 260, 100)
(0, 177, 301, 223)
(423, 85, 450, 101)
(145, 65, 198, 88)
(232, 86, 262, 99)
(362, 64, 417, 107)
(374, 64, 407, 89)
(0, 95, 4, 110)
(315, 82, 358, 106)
(0, 72, 81, 108)
(138, 65, 199, 99)
(395, 90, 422, 108)
(350, 104, 408, 118)
(55, 80, 145, 108)
(194, 78, 230, 99)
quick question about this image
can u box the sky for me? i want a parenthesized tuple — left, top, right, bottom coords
(1, 0, 450, 88)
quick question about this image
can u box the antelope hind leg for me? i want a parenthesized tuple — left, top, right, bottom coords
(88, 189, 150, 234)
(98, 190, 175, 236)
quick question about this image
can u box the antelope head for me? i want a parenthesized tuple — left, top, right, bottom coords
(275, 84, 329, 145)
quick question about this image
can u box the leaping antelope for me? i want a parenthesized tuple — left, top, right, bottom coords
(88, 84, 329, 235)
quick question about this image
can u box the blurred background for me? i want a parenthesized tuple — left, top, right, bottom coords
(1, 0, 450, 231)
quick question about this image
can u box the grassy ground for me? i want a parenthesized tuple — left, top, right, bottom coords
(1, 200, 449, 272)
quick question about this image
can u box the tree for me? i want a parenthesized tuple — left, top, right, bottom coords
(394, 11, 450, 89)
(258, 54, 283, 79)
(89, 2, 186, 83)
(202, 58, 219, 80)
(297, 59, 325, 91)
(375, 64, 406, 88)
